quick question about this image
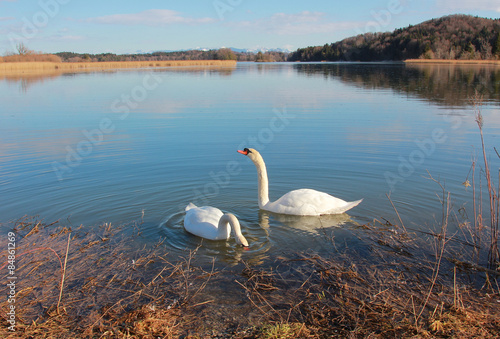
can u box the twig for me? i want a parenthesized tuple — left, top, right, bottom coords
(57, 233, 71, 314)
(416, 191, 451, 324)
(386, 193, 407, 232)
(0, 247, 63, 273)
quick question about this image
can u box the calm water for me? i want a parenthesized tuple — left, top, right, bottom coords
(1, 62, 499, 264)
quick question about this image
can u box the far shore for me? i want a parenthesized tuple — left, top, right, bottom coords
(404, 58, 500, 65)
(0, 59, 237, 75)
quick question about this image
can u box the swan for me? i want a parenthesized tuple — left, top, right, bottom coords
(184, 203, 249, 246)
(237, 148, 362, 216)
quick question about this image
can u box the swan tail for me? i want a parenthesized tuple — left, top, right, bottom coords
(325, 199, 363, 215)
(185, 202, 197, 211)
(341, 199, 363, 213)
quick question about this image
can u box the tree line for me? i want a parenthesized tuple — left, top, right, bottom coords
(56, 48, 289, 63)
(288, 15, 500, 62)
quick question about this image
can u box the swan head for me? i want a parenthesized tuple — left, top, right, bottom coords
(236, 234, 249, 247)
(237, 148, 262, 164)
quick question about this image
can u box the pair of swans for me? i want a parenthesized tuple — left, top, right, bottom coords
(183, 148, 362, 247)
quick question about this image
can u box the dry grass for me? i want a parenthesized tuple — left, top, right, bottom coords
(236, 223, 500, 338)
(1, 53, 62, 63)
(0, 217, 218, 338)
(0, 60, 237, 76)
(0, 214, 498, 338)
(405, 59, 500, 65)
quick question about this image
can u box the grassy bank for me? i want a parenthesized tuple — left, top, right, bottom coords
(0, 214, 498, 338)
(405, 59, 500, 65)
(0, 60, 237, 75)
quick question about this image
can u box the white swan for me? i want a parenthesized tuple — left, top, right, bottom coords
(184, 203, 249, 246)
(237, 148, 362, 216)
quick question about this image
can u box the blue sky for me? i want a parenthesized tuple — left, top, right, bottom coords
(1, 0, 499, 54)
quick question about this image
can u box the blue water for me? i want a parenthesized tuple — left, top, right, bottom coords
(1, 62, 499, 263)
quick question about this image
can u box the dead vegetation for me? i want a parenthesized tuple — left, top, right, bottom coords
(0, 59, 237, 76)
(0, 217, 220, 338)
(1, 53, 62, 63)
(0, 213, 498, 338)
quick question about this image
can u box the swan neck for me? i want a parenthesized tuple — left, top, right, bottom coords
(219, 213, 248, 246)
(252, 156, 270, 208)
(219, 214, 239, 234)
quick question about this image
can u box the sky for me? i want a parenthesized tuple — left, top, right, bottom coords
(1, 0, 499, 55)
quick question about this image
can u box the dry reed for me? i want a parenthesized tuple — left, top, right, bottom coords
(1, 53, 62, 63)
(0, 60, 237, 76)
(0, 212, 498, 338)
(236, 226, 500, 338)
(0, 217, 217, 338)
(405, 59, 500, 65)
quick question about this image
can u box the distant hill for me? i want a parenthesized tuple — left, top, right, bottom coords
(288, 15, 500, 62)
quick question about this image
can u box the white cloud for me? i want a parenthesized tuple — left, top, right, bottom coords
(235, 11, 361, 36)
(87, 9, 216, 26)
(436, 0, 500, 12)
(49, 34, 85, 42)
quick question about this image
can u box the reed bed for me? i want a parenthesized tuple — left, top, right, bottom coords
(1, 53, 62, 63)
(0, 60, 237, 75)
(405, 59, 500, 65)
(0, 213, 498, 338)
(0, 217, 219, 338)
(237, 217, 500, 338)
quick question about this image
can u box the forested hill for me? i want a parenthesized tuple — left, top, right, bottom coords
(288, 15, 500, 62)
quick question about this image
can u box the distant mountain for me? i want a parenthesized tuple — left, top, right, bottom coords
(289, 14, 500, 62)
(229, 47, 293, 53)
(187, 47, 292, 54)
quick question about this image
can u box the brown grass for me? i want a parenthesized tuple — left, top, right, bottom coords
(1, 53, 62, 63)
(405, 59, 500, 65)
(0, 215, 498, 338)
(0, 217, 219, 338)
(0, 60, 237, 76)
(238, 250, 500, 338)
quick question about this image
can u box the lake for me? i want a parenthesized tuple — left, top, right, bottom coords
(1, 62, 499, 264)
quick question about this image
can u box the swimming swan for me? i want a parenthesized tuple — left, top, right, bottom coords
(184, 203, 249, 246)
(237, 148, 362, 216)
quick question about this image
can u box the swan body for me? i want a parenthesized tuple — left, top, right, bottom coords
(238, 148, 362, 216)
(184, 203, 249, 246)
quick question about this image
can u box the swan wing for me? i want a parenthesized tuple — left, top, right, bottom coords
(265, 189, 362, 216)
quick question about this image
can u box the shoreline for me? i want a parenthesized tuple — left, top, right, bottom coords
(0, 218, 498, 338)
(0, 59, 237, 75)
(404, 58, 500, 65)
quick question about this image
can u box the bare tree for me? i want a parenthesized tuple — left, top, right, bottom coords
(16, 43, 31, 55)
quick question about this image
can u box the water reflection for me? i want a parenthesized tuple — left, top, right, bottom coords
(1, 66, 237, 93)
(5, 62, 499, 106)
(294, 62, 500, 106)
(2, 62, 499, 266)
(158, 209, 273, 266)
(156, 206, 361, 266)
(259, 210, 353, 233)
